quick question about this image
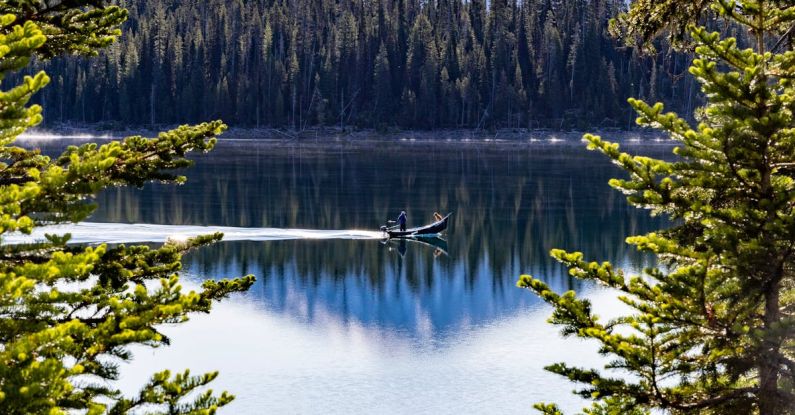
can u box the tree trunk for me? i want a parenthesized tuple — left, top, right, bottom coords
(150, 83, 155, 126)
(758, 266, 782, 415)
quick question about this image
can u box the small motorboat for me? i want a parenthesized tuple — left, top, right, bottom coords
(381, 212, 452, 238)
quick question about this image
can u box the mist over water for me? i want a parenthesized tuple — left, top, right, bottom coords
(29, 137, 673, 414)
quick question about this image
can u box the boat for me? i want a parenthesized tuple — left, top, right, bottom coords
(381, 212, 452, 238)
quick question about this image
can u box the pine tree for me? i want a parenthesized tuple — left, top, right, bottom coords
(519, 0, 795, 413)
(609, 0, 713, 52)
(25, 0, 683, 129)
(0, 2, 254, 413)
(373, 41, 393, 125)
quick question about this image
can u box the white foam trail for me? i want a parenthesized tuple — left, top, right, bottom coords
(17, 132, 115, 141)
(3, 222, 384, 245)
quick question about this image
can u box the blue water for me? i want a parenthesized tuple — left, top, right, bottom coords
(27, 136, 673, 414)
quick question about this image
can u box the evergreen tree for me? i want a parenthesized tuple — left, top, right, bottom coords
(518, 0, 795, 413)
(25, 0, 704, 130)
(0, 2, 253, 413)
(373, 41, 393, 125)
(609, 0, 713, 52)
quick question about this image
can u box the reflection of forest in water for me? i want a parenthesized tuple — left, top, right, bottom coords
(85, 140, 672, 336)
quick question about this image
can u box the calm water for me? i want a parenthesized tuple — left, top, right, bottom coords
(32, 137, 672, 413)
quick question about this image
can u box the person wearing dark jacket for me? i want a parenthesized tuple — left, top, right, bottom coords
(397, 211, 407, 232)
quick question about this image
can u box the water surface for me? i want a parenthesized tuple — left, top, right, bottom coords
(31, 137, 673, 413)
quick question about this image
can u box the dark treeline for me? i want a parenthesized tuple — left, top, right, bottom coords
(34, 0, 701, 130)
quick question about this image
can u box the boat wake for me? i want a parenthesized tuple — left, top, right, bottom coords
(3, 222, 385, 245)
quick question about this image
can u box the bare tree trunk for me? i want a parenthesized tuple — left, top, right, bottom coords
(150, 83, 155, 126)
(759, 270, 782, 415)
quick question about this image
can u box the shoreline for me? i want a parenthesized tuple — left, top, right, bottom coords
(19, 123, 669, 143)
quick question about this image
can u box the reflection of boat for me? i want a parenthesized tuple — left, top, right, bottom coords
(383, 236, 449, 257)
(409, 236, 448, 254)
(381, 213, 452, 238)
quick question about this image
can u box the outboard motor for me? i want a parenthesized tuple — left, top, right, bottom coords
(380, 225, 387, 232)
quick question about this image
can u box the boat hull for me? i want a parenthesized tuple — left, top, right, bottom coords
(385, 213, 451, 238)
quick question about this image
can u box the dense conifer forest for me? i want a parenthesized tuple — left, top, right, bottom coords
(33, 0, 704, 130)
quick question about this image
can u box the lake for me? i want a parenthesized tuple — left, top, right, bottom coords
(29, 136, 673, 414)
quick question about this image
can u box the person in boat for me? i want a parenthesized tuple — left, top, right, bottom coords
(433, 212, 443, 222)
(397, 210, 407, 232)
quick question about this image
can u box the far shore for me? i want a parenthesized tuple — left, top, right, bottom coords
(19, 123, 669, 143)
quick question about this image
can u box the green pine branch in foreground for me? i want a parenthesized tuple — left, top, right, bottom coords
(0, 3, 254, 414)
(519, 1, 795, 414)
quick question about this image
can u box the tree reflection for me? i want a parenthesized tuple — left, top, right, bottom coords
(82, 140, 670, 338)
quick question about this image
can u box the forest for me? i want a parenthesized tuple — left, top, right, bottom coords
(31, 0, 705, 130)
